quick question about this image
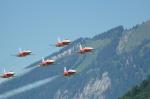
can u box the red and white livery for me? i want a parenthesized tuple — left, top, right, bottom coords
(55, 38, 71, 47)
(17, 48, 32, 57)
(39, 57, 55, 66)
(78, 44, 94, 54)
(64, 67, 77, 76)
(0, 69, 15, 78)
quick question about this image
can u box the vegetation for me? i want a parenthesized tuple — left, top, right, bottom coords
(119, 75, 150, 99)
(0, 21, 149, 99)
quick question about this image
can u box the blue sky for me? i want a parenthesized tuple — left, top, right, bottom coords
(0, 0, 150, 73)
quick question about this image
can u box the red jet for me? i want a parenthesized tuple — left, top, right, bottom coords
(78, 44, 94, 54)
(64, 67, 77, 76)
(17, 48, 32, 57)
(0, 69, 15, 78)
(39, 57, 55, 66)
(55, 38, 71, 47)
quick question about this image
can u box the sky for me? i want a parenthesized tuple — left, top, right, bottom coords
(0, 0, 150, 73)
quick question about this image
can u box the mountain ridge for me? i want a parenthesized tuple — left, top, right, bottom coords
(0, 20, 150, 99)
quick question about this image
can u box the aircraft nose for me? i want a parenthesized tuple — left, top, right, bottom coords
(51, 60, 55, 62)
(90, 47, 94, 50)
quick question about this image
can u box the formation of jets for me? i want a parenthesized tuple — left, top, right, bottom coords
(17, 49, 32, 57)
(64, 67, 77, 76)
(50, 38, 71, 47)
(39, 57, 55, 66)
(55, 38, 71, 47)
(11, 48, 32, 57)
(1, 38, 94, 78)
(0, 69, 15, 78)
(78, 44, 94, 54)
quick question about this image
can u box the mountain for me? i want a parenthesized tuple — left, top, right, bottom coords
(118, 75, 150, 99)
(0, 20, 150, 99)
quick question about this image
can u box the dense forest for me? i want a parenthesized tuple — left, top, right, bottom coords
(119, 75, 150, 99)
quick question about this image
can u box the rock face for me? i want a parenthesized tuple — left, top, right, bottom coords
(73, 72, 111, 99)
(0, 21, 150, 99)
(54, 72, 111, 99)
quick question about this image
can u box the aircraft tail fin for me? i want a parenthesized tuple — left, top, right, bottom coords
(79, 43, 82, 50)
(42, 57, 44, 62)
(64, 67, 67, 71)
(3, 68, 6, 73)
(19, 48, 22, 53)
(57, 37, 61, 42)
